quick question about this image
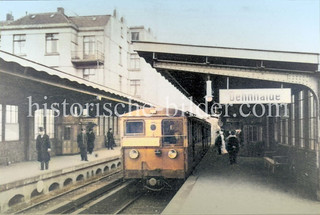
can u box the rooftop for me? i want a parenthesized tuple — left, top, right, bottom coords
(8, 12, 71, 26)
(2, 8, 111, 29)
(69, 15, 110, 28)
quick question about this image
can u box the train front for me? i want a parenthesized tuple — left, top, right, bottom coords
(120, 108, 187, 190)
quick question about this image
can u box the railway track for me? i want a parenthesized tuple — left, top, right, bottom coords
(114, 182, 183, 215)
(114, 191, 145, 214)
(12, 170, 123, 214)
(13, 173, 182, 214)
(71, 180, 180, 214)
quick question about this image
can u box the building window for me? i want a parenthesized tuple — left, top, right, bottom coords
(131, 32, 139, 41)
(34, 109, 44, 139)
(130, 54, 140, 70)
(83, 68, 95, 79)
(64, 126, 71, 140)
(105, 117, 110, 134)
(99, 116, 104, 136)
(46, 110, 55, 138)
(115, 117, 119, 135)
(46, 33, 59, 54)
(5, 105, 19, 141)
(130, 79, 141, 98)
(13, 34, 26, 55)
(121, 26, 124, 38)
(83, 36, 95, 59)
(34, 109, 55, 139)
(110, 116, 114, 132)
(119, 46, 122, 66)
(247, 125, 258, 142)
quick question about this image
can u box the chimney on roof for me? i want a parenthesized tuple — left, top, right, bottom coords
(6, 13, 14, 21)
(57, 7, 65, 14)
(113, 9, 117, 18)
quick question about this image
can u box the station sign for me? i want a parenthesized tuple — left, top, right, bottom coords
(80, 118, 98, 124)
(219, 88, 291, 104)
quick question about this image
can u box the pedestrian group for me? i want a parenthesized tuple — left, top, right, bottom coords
(215, 130, 240, 165)
(36, 125, 116, 170)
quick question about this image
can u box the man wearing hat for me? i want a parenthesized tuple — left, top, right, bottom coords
(226, 130, 240, 165)
(77, 128, 88, 161)
(87, 128, 95, 154)
(36, 127, 51, 170)
(106, 128, 114, 150)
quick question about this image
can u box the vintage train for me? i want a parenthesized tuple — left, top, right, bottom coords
(120, 108, 211, 190)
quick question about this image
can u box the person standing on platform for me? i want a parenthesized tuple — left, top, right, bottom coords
(77, 128, 88, 161)
(36, 127, 51, 170)
(106, 128, 114, 150)
(215, 131, 222, 155)
(87, 128, 95, 154)
(220, 130, 227, 154)
(215, 130, 227, 155)
(226, 130, 240, 165)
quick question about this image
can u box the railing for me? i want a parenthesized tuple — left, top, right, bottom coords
(71, 50, 104, 62)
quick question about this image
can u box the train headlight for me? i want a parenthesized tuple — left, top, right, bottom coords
(168, 149, 178, 159)
(129, 149, 139, 159)
(148, 178, 157, 186)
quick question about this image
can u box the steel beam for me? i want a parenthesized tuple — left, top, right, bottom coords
(153, 61, 319, 97)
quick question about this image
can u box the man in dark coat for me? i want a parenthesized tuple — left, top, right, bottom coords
(215, 131, 222, 155)
(226, 130, 240, 165)
(106, 128, 114, 150)
(87, 128, 95, 154)
(77, 128, 88, 161)
(36, 127, 51, 170)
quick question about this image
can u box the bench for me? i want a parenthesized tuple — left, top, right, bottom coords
(264, 154, 288, 173)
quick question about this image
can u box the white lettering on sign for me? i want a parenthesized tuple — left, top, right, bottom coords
(219, 88, 291, 104)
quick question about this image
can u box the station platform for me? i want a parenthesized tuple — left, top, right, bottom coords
(0, 147, 121, 186)
(163, 147, 320, 214)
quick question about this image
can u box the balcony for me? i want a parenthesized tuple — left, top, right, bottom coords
(71, 51, 104, 67)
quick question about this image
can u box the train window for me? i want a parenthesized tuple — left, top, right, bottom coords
(162, 120, 183, 145)
(125, 120, 144, 136)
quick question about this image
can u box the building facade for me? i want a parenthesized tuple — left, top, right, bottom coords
(0, 8, 198, 165)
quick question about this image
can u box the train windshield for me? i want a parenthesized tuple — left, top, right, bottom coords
(125, 120, 144, 136)
(162, 119, 183, 145)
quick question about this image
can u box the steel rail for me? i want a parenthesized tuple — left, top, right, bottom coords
(15, 170, 122, 214)
(114, 192, 145, 214)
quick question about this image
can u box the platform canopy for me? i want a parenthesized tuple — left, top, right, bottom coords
(0, 50, 152, 108)
(133, 41, 320, 106)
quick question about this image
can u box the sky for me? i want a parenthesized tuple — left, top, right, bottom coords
(0, 0, 319, 53)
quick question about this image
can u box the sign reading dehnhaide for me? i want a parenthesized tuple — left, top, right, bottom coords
(219, 88, 291, 104)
